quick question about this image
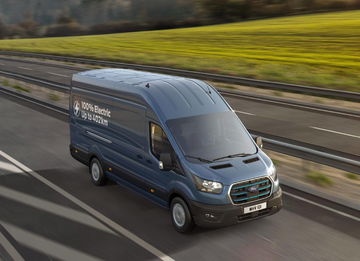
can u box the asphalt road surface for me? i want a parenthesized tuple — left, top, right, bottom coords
(0, 94, 359, 260)
(0, 57, 359, 160)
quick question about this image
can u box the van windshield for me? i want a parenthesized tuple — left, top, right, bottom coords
(166, 111, 257, 163)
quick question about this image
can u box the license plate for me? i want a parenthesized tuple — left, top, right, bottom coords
(244, 202, 267, 214)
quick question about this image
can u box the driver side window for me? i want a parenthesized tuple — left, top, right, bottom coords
(150, 122, 172, 159)
(150, 122, 183, 174)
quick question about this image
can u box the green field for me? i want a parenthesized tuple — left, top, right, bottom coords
(1, 10, 360, 92)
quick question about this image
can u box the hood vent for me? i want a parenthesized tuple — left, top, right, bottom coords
(243, 157, 260, 164)
(210, 163, 233, 170)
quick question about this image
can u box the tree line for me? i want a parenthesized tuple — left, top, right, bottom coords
(0, 0, 359, 39)
(197, 0, 360, 21)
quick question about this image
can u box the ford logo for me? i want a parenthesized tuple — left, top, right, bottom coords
(248, 185, 259, 192)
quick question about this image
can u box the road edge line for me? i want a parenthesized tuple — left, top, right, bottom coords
(283, 191, 360, 222)
(0, 225, 25, 261)
(0, 150, 175, 261)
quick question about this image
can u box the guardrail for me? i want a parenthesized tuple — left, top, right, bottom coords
(0, 70, 69, 92)
(1, 69, 358, 119)
(261, 137, 360, 175)
(1, 50, 359, 102)
(1, 84, 359, 174)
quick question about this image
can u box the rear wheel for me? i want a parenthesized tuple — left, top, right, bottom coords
(89, 158, 106, 186)
(170, 197, 194, 233)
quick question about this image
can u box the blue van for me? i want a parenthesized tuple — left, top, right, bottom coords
(70, 69, 282, 232)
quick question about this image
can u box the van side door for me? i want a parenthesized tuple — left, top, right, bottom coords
(137, 121, 184, 204)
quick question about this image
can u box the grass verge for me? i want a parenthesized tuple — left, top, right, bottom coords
(345, 172, 359, 180)
(306, 170, 334, 187)
(11, 84, 30, 93)
(48, 93, 60, 101)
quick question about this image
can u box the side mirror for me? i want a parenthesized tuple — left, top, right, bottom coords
(159, 152, 173, 171)
(255, 136, 263, 149)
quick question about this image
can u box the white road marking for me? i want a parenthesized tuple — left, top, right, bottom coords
(310, 126, 360, 139)
(0, 150, 175, 261)
(283, 191, 360, 222)
(234, 110, 255, 116)
(0, 186, 116, 235)
(1, 221, 102, 261)
(256, 233, 273, 244)
(224, 92, 360, 119)
(0, 155, 29, 176)
(47, 72, 69, 78)
(0, 229, 25, 261)
(0, 160, 27, 176)
(17, 67, 32, 71)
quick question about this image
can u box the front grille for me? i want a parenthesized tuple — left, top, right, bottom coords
(230, 177, 272, 204)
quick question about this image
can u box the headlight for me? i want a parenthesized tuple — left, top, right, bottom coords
(269, 164, 278, 181)
(193, 175, 223, 194)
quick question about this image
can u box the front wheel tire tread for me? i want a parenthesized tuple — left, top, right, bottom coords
(170, 197, 194, 233)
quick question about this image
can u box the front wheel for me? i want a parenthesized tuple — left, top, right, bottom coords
(170, 197, 194, 233)
(89, 158, 106, 186)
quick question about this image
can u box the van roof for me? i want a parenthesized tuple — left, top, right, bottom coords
(72, 69, 230, 120)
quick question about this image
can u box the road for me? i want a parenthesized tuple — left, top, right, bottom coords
(0, 95, 359, 260)
(0, 57, 359, 160)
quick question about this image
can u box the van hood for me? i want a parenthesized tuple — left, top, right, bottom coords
(184, 151, 272, 186)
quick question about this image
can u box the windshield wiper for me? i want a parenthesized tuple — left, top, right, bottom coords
(212, 153, 253, 162)
(184, 155, 213, 163)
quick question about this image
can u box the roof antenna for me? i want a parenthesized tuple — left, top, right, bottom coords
(207, 84, 212, 94)
(145, 83, 150, 88)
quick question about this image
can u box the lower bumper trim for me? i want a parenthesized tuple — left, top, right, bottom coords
(189, 187, 283, 227)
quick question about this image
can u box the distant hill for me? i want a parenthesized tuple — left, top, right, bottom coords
(1, 0, 359, 27)
(0, 0, 358, 39)
(0, 0, 195, 25)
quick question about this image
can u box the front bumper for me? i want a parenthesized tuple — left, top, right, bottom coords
(189, 187, 283, 227)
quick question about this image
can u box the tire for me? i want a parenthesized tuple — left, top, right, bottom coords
(170, 197, 194, 233)
(89, 157, 106, 186)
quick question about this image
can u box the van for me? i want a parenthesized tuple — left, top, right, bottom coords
(69, 69, 282, 232)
